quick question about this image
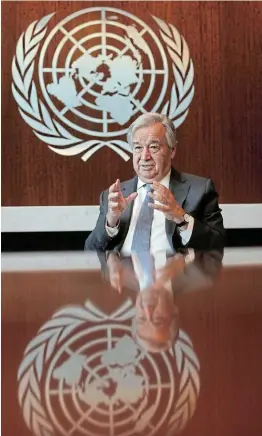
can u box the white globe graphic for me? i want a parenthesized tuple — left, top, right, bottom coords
(38, 7, 169, 137)
(44, 324, 175, 436)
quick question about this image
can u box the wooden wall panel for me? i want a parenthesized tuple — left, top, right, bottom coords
(2, 1, 262, 206)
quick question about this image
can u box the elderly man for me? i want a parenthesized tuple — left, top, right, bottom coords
(85, 113, 224, 252)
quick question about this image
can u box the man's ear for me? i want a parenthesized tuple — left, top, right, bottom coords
(171, 147, 176, 160)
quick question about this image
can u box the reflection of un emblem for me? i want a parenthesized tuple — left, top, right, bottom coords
(46, 327, 175, 436)
(18, 301, 200, 436)
(12, 7, 194, 161)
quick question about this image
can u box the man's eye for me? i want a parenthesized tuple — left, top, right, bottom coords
(136, 317, 146, 324)
(149, 146, 159, 153)
(134, 146, 142, 152)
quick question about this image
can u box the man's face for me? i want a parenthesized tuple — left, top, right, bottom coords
(132, 123, 176, 182)
(135, 288, 178, 345)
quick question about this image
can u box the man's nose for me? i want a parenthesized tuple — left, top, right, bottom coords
(141, 146, 151, 160)
(144, 305, 155, 321)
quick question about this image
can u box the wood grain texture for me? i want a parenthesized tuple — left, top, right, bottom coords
(2, 1, 262, 206)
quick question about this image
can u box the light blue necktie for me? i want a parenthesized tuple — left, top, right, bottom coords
(131, 183, 154, 252)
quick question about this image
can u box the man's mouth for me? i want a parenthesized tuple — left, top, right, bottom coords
(141, 164, 154, 170)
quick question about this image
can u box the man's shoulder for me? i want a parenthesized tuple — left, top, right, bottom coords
(180, 171, 210, 185)
(172, 169, 214, 194)
(119, 176, 137, 189)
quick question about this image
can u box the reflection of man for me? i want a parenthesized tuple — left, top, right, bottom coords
(101, 249, 223, 352)
(134, 286, 179, 353)
(85, 113, 224, 253)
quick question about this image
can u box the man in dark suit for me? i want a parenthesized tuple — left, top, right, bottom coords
(85, 113, 224, 252)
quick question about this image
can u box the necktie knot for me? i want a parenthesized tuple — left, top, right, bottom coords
(146, 183, 151, 193)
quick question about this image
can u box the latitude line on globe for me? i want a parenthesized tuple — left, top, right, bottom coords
(149, 383, 171, 389)
(59, 26, 86, 54)
(42, 68, 75, 73)
(49, 389, 72, 395)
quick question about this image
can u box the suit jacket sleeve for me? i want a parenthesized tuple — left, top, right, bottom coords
(179, 179, 225, 250)
(84, 191, 117, 251)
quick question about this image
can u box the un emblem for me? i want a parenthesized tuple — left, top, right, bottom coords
(12, 8, 195, 162)
(17, 300, 200, 436)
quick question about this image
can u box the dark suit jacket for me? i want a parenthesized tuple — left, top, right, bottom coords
(85, 168, 225, 251)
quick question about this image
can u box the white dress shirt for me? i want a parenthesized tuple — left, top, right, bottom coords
(131, 249, 196, 291)
(106, 171, 194, 255)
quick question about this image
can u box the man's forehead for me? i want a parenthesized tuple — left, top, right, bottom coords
(133, 135, 160, 144)
(133, 123, 166, 140)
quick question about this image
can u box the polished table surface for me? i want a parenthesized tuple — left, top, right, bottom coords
(2, 248, 262, 436)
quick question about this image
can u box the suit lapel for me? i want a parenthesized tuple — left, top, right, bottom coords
(165, 168, 191, 248)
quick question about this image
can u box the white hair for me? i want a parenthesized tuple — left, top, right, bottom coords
(127, 113, 177, 150)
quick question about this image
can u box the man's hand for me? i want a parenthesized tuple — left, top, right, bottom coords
(106, 179, 137, 228)
(107, 252, 123, 294)
(155, 253, 186, 284)
(148, 181, 185, 224)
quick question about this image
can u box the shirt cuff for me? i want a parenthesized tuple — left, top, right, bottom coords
(105, 221, 120, 237)
(179, 216, 194, 245)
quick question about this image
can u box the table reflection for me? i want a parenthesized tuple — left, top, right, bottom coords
(101, 249, 222, 351)
(2, 248, 262, 436)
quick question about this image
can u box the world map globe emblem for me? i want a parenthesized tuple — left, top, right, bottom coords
(38, 7, 169, 138)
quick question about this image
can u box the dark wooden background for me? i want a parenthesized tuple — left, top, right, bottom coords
(2, 1, 262, 206)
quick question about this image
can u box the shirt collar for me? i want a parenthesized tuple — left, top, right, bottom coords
(137, 169, 171, 190)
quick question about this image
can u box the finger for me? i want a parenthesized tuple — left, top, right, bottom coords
(109, 179, 120, 193)
(117, 281, 123, 294)
(111, 276, 122, 294)
(151, 191, 166, 203)
(125, 191, 138, 205)
(109, 201, 119, 209)
(149, 191, 168, 205)
(115, 179, 120, 191)
(110, 277, 118, 290)
(151, 181, 168, 195)
(108, 192, 120, 201)
(148, 203, 169, 211)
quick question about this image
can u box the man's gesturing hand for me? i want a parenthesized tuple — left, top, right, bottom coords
(106, 179, 137, 228)
(148, 181, 185, 223)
